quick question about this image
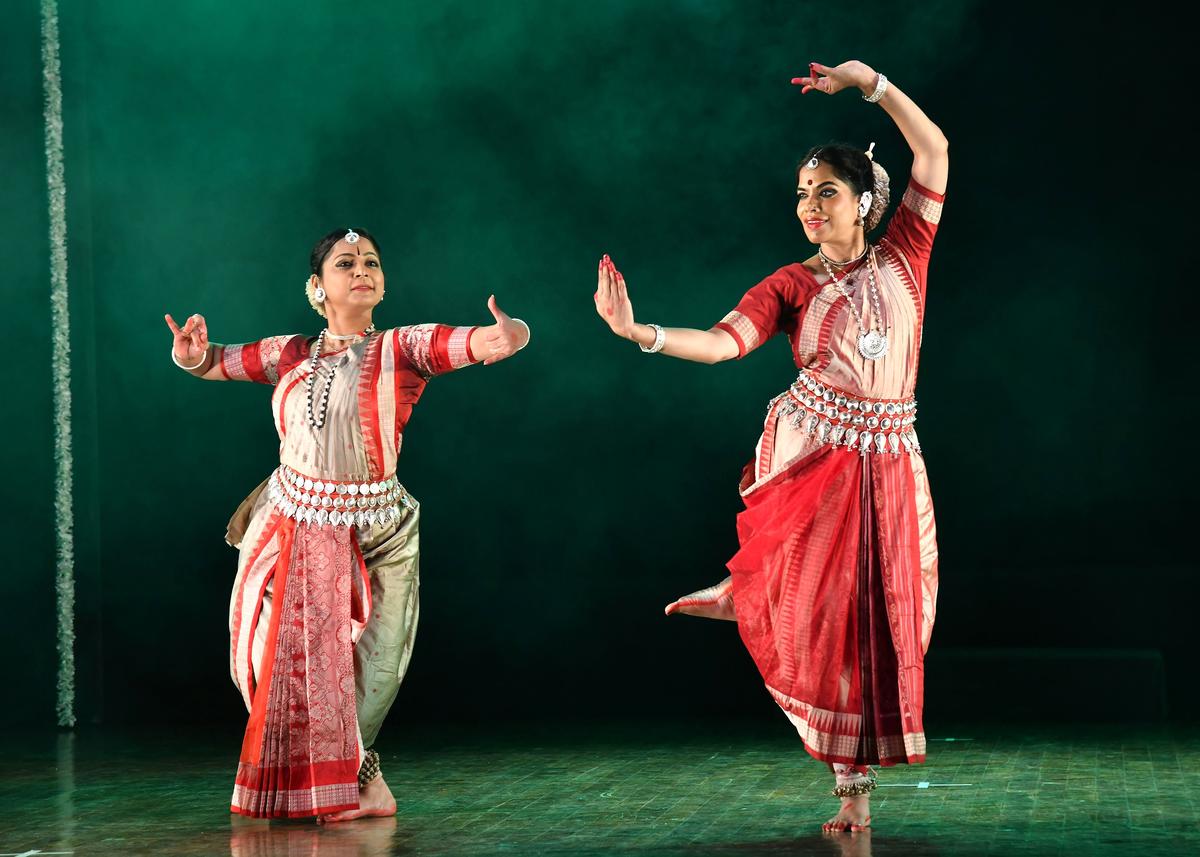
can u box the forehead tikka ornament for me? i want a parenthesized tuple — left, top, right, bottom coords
(806, 155, 820, 170)
(344, 228, 360, 244)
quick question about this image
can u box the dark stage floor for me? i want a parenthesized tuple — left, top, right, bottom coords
(1, 721, 1196, 856)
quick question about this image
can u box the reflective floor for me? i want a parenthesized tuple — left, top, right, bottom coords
(1, 721, 1196, 856)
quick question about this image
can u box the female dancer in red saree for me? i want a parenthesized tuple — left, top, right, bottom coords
(165, 228, 530, 822)
(594, 60, 948, 832)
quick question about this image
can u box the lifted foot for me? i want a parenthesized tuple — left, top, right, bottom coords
(664, 577, 736, 621)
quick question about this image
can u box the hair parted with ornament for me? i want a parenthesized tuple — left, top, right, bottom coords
(798, 143, 890, 232)
(304, 227, 383, 318)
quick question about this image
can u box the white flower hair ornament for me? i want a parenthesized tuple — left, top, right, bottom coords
(862, 142, 890, 232)
(306, 276, 328, 318)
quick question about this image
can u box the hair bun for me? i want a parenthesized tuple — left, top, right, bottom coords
(865, 159, 889, 232)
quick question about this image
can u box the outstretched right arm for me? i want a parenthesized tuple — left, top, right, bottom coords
(593, 256, 740, 365)
(165, 312, 300, 383)
(165, 312, 227, 380)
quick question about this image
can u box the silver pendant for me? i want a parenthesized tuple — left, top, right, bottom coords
(857, 330, 889, 360)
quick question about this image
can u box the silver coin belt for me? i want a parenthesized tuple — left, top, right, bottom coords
(267, 465, 414, 528)
(770, 369, 921, 456)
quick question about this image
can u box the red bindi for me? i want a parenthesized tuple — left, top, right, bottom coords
(807, 179, 813, 185)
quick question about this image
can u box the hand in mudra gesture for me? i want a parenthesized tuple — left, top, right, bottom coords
(481, 295, 527, 365)
(164, 312, 210, 366)
(594, 254, 634, 339)
(792, 60, 877, 96)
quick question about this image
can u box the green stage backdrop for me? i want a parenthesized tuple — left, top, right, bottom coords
(3, 0, 1190, 728)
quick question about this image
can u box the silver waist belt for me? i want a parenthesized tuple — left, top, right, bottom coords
(267, 465, 414, 527)
(771, 369, 921, 456)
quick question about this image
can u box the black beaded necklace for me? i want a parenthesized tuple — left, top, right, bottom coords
(305, 324, 376, 430)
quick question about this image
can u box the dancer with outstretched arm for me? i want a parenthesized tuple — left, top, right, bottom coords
(593, 60, 947, 832)
(167, 227, 530, 822)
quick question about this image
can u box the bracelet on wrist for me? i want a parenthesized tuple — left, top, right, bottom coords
(863, 73, 888, 103)
(511, 318, 530, 351)
(172, 346, 209, 371)
(639, 324, 666, 354)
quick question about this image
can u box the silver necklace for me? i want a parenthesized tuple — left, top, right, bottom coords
(819, 248, 889, 360)
(818, 244, 868, 268)
(306, 324, 375, 429)
(327, 323, 375, 342)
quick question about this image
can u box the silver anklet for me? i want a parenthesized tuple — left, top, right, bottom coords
(832, 777, 877, 798)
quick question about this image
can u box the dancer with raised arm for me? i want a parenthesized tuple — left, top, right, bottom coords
(594, 60, 947, 832)
(166, 227, 530, 822)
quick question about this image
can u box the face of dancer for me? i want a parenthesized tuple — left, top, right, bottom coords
(796, 163, 864, 247)
(315, 238, 385, 315)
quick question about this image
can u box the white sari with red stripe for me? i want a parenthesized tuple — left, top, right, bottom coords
(221, 323, 477, 818)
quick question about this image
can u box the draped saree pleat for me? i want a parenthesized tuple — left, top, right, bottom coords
(685, 177, 946, 767)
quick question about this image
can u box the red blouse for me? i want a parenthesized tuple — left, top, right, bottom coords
(715, 177, 945, 364)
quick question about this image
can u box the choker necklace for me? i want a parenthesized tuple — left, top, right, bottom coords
(306, 325, 376, 430)
(327, 323, 376, 342)
(819, 247, 889, 361)
(818, 244, 869, 267)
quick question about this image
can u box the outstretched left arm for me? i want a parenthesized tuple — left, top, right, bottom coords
(798, 60, 948, 194)
(469, 295, 530, 365)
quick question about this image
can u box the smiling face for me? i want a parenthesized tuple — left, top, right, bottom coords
(796, 163, 865, 246)
(312, 237, 385, 314)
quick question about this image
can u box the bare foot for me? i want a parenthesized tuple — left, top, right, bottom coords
(228, 813, 268, 828)
(664, 577, 737, 620)
(317, 775, 397, 824)
(822, 793, 870, 832)
(822, 827, 871, 856)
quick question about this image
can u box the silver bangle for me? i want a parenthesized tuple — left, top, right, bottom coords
(639, 324, 666, 354)
(863, 73, 888, 104)
(172, 346, 209, 371)
(511, 318, 530, 351)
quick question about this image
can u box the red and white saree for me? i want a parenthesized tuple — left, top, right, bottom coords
(219, 323, 477, 818)
(674, 178, 945, 767)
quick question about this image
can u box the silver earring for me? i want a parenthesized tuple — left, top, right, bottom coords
(313, 284, 326, 302)
(858, 191, 873, 219)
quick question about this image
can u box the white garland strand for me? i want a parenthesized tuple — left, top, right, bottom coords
(42, 0, 75, 729)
